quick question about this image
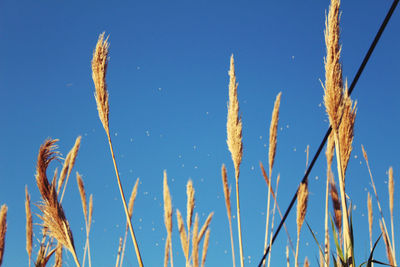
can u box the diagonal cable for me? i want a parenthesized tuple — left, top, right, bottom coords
(258, 1, 399, 266)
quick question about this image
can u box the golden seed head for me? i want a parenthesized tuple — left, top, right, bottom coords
(296, 182, 309, 236)
(92, 32, 110, 133)
(226, 54, 243, 179)
(323, 0, 343, 131)
(388, 167, 394, 217)
(163, 171, 173, 236)
(269, 92, 282, 174)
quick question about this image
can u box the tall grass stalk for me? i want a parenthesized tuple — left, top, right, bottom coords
(92, 32, 143, 267)
(226, 54, 244, 267)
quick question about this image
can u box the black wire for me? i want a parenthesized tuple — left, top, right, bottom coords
(257, 1, 399, 266)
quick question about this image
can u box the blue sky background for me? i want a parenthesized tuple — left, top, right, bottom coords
(0, 0, 399, 266)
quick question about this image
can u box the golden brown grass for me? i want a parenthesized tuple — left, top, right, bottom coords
(221, 164, 236, 267)
(25, 186, 33, 267)
(388, 167, 395, 259)
(322, 0, 357, 261)
(263, 92, 282, 267)
(0, 205, 7, 266)
(226, 54, 244, 267)
(92, 32, 143, 267)
(367, 191, 373, 265)
(59, 136, 82, 202)
(76, 172, 92, 267)
(35, 139, 81, 267)
(295, 182, 308, 267)
(163, 171, 174, 267)
(201, 228, 211, 267)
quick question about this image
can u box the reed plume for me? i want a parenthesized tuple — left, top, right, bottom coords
(338, 87, 357, 178)
(226, 54, 244, 267)
(295, 182, 308, 267)
(192, 214, 199, 267)
(92, 32, 143, 267)
(163, 171, 173, 267)
(323, 0, 354, 259)
(367, 192, 373, 257)
(221, 164, 236, 267)
(198, 212, 214, 242)
(323, 0, 343, 132)
(0, 205, 7, 266)
(92, 32, 110, 133)
(388, 167, 396, 260)
(76, 172, 92, 267)
(35, 139, 80, 267)
(25, 186, 33, 267)
(186, 179, 195, 243)
(263, 92, 282, 267)
(176, 209, 189, 263)
(201, 229, 211, 267)
(59, 136, 82, 202)
(269, 92, 281, 175)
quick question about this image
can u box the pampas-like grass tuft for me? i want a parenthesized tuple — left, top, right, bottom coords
(35, 139, 81, 267)
(92, 32, 110, 133)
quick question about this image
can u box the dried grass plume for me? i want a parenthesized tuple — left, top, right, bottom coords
(227, 54, 243, 179)
(92, 32, 110, 133)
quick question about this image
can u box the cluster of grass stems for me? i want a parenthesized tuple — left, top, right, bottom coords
(0, 0, 397, 266)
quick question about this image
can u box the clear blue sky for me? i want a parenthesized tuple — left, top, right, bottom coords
(0, 0, 399, 266)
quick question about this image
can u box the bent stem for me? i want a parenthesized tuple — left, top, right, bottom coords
(106, 132, 143, 267)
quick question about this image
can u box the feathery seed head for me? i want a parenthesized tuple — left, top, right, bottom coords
(269, 92, 282, 175)
(128, 178, 139, 219)
(163, 171, 173, 236)
(221, 164, 231, 220)
(323, 0, 343, 131)
(296, 182, 309, 236)
(226, 55, 243, 179)
(367, 192, 373, 243)
(186, 179, 195, 231)
(338, 87, 357, 177)
(76, 172, 88, 223)
(176, 209, 189, 260)
(388, 167, 394, 217)
(92, 32, 110, 133)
